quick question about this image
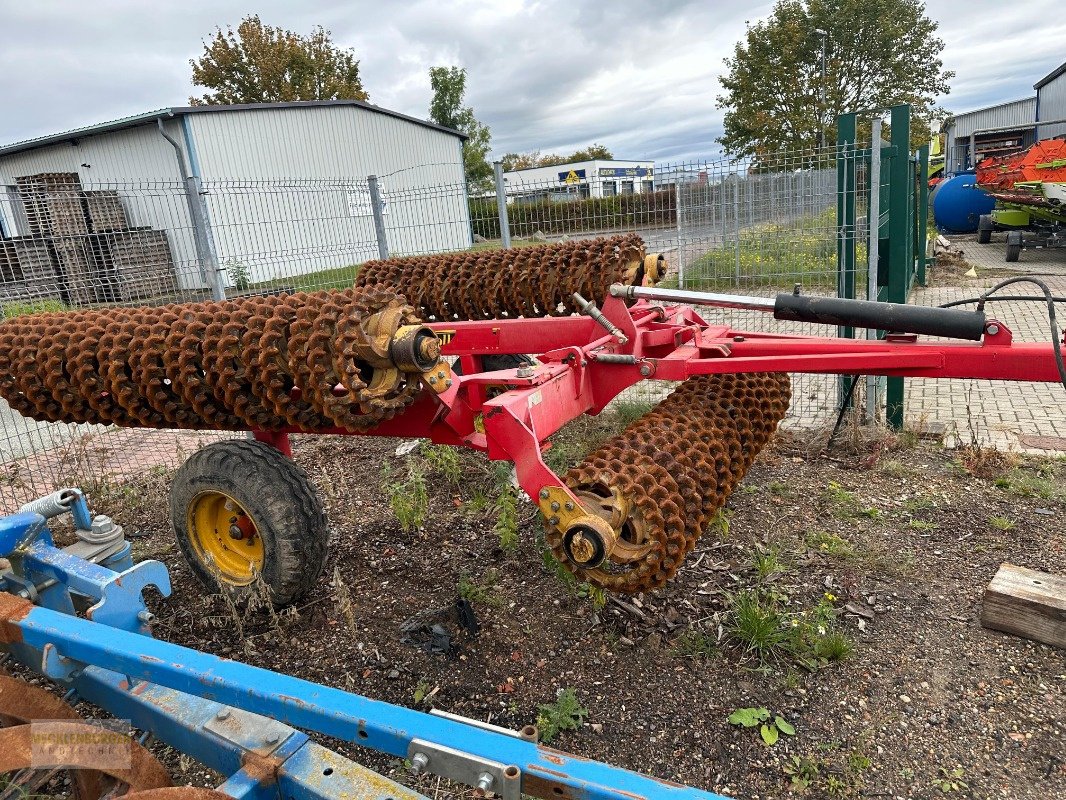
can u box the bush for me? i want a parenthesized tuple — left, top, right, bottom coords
(469, 189, 677, 240)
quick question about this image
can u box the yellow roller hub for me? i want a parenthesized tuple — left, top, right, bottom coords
(187, 491, 265, 585)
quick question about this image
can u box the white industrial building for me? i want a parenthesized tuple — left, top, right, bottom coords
(0, 101, 469, 296)
(503, 159, 655, 201)
(943, 59, 1066, 173)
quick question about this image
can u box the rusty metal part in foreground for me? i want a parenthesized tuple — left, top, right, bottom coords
(356, 234, 661, 319)
(546, 372, 792, 594)
(0, 674, 173, 799)
(0, 286, 436, 432)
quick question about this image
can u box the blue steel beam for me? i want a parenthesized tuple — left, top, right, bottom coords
(72, 664, 425, 800)
(8, 603, 729, 800)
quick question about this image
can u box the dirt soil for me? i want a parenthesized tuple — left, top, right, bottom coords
(97, 426, 1066, 799)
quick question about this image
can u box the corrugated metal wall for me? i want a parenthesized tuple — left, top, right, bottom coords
(1037, 72, 1066, 139)
(187, 106, 469, 281)
(949, 97, 1036, 139)
(0, 120, 189, 184)
(945, 98, 1037, 172)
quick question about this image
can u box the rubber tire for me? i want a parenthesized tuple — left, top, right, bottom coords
(977, 215, 992, 244)
(1005, 231, 1022, 263)
(170, 439, 328, 606)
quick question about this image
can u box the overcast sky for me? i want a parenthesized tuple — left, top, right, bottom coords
(1, 0, 1063, 163)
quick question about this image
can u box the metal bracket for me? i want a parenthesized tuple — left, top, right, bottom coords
(204, 705, 295, 757)
(407, 738, 521, 800)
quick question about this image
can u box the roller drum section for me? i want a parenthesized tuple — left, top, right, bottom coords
(356, 233, 663, 319)
(0, 286, 437, 432)
(550, 373, 791, 593)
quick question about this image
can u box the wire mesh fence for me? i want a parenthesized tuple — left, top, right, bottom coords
(0, 147, 859, 509)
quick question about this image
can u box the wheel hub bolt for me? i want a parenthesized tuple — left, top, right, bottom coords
(229, 525, 244, 540)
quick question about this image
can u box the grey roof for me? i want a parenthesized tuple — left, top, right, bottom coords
(1035, 60, 1066, 90)
(0, 100, 467, 157)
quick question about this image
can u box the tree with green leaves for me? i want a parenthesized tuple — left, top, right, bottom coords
(716, 0, 952, 158)
(501, 144, 614, 171)
(429, 66, 493, 192)
(189, 15, 368, 105)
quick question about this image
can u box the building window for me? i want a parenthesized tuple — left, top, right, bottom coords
(602, 181, 617, 197)
(620, 180, 634, 195)
(642, 180, 654, 193)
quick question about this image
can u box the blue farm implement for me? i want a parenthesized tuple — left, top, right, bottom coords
(0, 489, 726, 800)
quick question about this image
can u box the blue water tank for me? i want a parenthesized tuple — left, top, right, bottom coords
(932, 172, 996, 233)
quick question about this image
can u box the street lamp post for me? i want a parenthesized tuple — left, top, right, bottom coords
(814, 28, 828, 149)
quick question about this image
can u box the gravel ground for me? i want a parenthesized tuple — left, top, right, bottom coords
(76, 425, 1066, 799)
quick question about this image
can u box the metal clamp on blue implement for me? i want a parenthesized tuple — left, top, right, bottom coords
(0, 490, 728, 800)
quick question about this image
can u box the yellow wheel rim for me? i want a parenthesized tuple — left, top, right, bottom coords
(187, 491, 265, 586)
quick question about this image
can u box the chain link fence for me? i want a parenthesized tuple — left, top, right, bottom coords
(0, 146, 857, 509)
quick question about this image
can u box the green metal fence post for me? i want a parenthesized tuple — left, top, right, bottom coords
(835, 113, 858, 412)
(836, 113, 857, 335)
(916, 144, 930, 286)
(885, 104, 911, 429)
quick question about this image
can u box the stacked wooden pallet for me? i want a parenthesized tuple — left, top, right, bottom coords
(3, 173, 178, 306)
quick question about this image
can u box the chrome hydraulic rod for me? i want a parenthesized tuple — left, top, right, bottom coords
(610, 284, 989, 341)
(610, 283, 777, 312)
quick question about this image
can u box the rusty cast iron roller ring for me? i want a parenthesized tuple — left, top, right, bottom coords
(551, 372, 791, 593)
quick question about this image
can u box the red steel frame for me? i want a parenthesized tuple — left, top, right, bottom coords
(253, 295, 1063, 513)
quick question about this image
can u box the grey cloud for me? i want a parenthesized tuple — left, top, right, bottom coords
(0, 0, 1062, 165)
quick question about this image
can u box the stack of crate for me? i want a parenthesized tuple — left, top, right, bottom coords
(0, 235, 63, 305)
(15, 174, 96, 306)
(6, 173, 178, 305)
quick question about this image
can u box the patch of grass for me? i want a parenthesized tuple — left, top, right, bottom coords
(458, 570, 503, 607)
(988, 515, 1015, 532)
(687, 209, 841, 290)
(536, 688, 588, 743)
(494, 482, 520, 553)
(806, 530, 855, 559)
(422, 443, 462, 484)
(672, 630, 717, 659)
(611, 398, 656, 427)
(383, 462, 428, 532)
(752, 545, 786, 582)
(707, 509, 733, 539)
(254, 263, 360, 293)
(468, 237, 551, 253)
(727, 588, 854, 670)
(819, 480, 882, 520)
(907, 519, 938, 531)
(1, 298, 68, 318)
(767, 480, 792, 497)
(821, 480, 858, 516)
(811, 630, 854, 661)
(902, 494, 937, 514)
(727, 589, 790, 663)
(994, 465, 1064, 501)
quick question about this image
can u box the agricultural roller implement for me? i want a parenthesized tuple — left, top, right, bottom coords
(0, 234, 1063, 604)
(0, 234, 1064, 797)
